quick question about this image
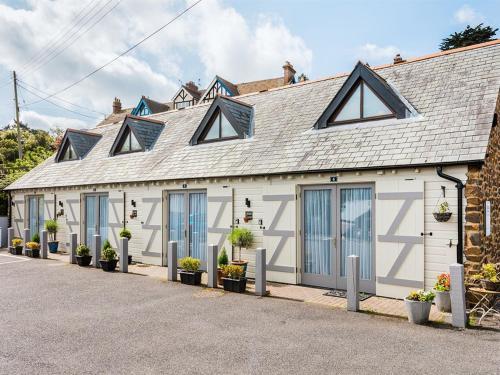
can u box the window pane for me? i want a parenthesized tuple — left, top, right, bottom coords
(130, 131, 142, 151)
(189, 192, 207, 262)
(38, 197, 44, 235)
(169, 193, 186, 259)
(62, 144, 75, 160)
(334, 84, 361, 121)
(203, 113, 220, 140)
(119, 131, 131, 152)
(99, 196, 108, 245)
(85, 196, 96, 246)
(363, 83, 392, 118)
(221, 113, 237, 137)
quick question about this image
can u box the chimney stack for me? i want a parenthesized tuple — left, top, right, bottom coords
(112, 97, 122, 114)
(393, 54, 405, 64)
(283, 61, 296, 85)
(185, 81, 199, 92)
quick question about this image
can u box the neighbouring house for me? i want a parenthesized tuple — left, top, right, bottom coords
(5, 41, 500, 299)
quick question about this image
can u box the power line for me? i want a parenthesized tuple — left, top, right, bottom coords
(23, 0, 203, 107)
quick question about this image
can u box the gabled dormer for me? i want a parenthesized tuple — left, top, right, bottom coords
(131, 96, 169, 116)
(109, 115, 164, 156)
(315, 62, 410, 129)
(55, 129, 102, 163)
(190, 96, 253, 145)
(172, 81, 201, 110)
(199, 76, 239, 103)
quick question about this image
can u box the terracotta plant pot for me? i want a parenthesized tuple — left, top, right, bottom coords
(404, 299, 432, 324)
(217, 268, 224, 286)
(434, 290, 451, 312)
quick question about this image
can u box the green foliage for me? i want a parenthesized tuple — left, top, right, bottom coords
(45, 219, 58, 241)
(179, 256, 201, 272)
(440, 24, 498, 51)
(218, 247, 229, 267)
(119, 228, 132, 240)
(228, 228, 254, 261)
(406, 290, 435, 302)
(481, 263, 498, 282)
(221, 264, 244, 280)
(76, 244, 90, 256)
(101, 247, 117, 261)
(102, 239, 112, 251)
(31, 232, 40, 244)
(437, 201, 450, 214)
(26, 241, 40, 249)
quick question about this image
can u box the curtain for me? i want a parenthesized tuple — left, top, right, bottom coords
(189, 193, 207, 262)
(169, 193, 185, 259)
(29, 197, 37, 240)
(37, 197, 44, 235)
(304, 189, 331, 275)
(340, 188, 372, 280)
(86, 196, 96, 246)
(99, 196, 108, 245)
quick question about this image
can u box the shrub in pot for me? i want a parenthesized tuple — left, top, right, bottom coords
(433, 201, 452, 222)
(228, 228, 254, 277)
(433, 273, 451, 312)
(221, 264, 247, 293)
(179, 257, 202, 285)
(31, 233, 40, 244)
(217, 247, 229, 286)
(11, 238, 23, 255)
(25, 241, 40, 258)
(404, 290, 435, 324)
(76, 244, 92, 267)
(45, 219, 59, 253)
(99, 245, 118, 272)
(119, 228, 133, 264)
(480, 263, 499, 291)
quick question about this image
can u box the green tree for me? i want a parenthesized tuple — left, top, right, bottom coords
(440, 24, 498, 51)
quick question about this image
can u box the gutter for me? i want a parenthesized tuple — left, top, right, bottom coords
(436, 166, 464, 264)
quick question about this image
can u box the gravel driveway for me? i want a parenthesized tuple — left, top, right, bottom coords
(0, 253, 498, 374)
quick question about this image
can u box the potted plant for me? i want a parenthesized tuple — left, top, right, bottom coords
(433, 273, 451, 312)
(10, 238, 23, 255)
(99, 243, 118, 272)
(217, 247, 229, 286)
(179, 257, 202, 285)
(228, 228, 254, 277)
(45, 219, 59, 253)
(32, 232, 40, 244)
(119, 228, 133, 264)
(433, 201, 452, 222)
(221, 264, 247, 293)
(404, 290, 435, 324)
(25, 241, 40, 258)
(76, 244, 92, 267)
(480, 263, 499, 291)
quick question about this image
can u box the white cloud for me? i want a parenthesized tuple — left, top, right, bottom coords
(18, 110, 90, 132)
(357, 43, 399, 65)
(454, 5, 484, 25)
(0, 0, 312, 130)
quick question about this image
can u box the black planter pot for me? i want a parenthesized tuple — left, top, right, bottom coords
(128, 255, 132, 265)
(10, 246, 23, 255)
(433, 212, 452, 222)
(76, 255, 92, 267)
(26, 248, 40, 258)
(99, 259, 118, 272)
(222, 277, 247, 293)
(179, 270, 202, 285)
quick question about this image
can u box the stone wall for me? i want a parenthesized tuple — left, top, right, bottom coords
(464, 93, 500, 275)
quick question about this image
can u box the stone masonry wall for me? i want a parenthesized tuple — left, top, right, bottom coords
(464, 92, 500, 275)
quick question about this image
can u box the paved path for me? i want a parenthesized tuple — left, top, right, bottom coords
(0, 253, 498, 374)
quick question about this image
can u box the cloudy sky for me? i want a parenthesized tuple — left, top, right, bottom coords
(0, 0, 498, 131)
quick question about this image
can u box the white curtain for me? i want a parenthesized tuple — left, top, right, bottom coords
(340, 188, 372, 280)
(169, 193, 185, 259)
(304, 190, 331, 275)
(86, 196, 96, 246)
(99, 196, 108, 245)
(189, 193, 207, 262)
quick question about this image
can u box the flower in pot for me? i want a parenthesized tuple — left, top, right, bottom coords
(119, 228, 133, 264)
(99, 243, 118, 272)
(217, 247, 229, 286)
(11, 238, 23, 255)
(45, 219, 59, 253)
(228, 228, 254, 277)
(433, 273, 451, 312)
(25, 241, 40, 258)
(480, 263, 499, 291)
(76, 244, 92, 267)
(179, 257, 202, 285)
(433, 201, 452, 222)
(221, 264, 247, 293)
(404, 290, 435, 324)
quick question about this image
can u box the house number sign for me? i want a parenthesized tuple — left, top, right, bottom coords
(485, 200, 491, 236)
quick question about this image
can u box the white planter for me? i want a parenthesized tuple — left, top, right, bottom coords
(404, 299, 432, 324)
(434, 290, 451, 312)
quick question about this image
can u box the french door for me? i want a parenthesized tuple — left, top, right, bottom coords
(167, 191, 207, 267)
(84, 194, 109, 246)
(301, 185, 375, 293)
(28, 195, 44, 240)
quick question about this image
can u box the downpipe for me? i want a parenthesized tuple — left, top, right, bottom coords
(436, 166, 464, 264)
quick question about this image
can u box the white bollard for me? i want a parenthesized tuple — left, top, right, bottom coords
(207, 244, 218, 288)
(347, 255, 360, 312)
(119, 237, 128, 273)
(69, 233, 77, 264)
(167, 241, 177, 281)
(23, 228, 30, 255)
(255, 248, 267, 296)
(92, 234, 101, 268)
(8, 227, 14, 250)
(40, 230, 48, 259)
(450, 263, 467, 328)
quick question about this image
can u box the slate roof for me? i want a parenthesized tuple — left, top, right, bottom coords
(6, 41, 500, 190)
(109, 115, 165, 155)
(55, 129, 102, 161)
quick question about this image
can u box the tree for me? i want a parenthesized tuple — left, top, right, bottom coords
(440, 24, 498, 51)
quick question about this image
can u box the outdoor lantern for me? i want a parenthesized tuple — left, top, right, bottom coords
(131, 200, 136, 207)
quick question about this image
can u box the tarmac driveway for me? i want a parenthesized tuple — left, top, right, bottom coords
(0, 253, 498, 374)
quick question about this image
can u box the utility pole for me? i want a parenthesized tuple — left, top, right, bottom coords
(13, 70, 23, 159)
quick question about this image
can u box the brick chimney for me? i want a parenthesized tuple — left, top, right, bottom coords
(283, 61, 296, 84)
(393, 54, 405, 64)
(112, 97, 122, 114)
(185, 81, 199, 92)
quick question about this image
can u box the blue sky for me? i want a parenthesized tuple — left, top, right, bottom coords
(0, 0, 498, 131)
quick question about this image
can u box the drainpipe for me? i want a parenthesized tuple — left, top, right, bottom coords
(8, 191, 12, 228)
(436, 166, 464, 264)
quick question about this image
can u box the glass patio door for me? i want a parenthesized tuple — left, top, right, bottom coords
(28, 195, 44, 240)
(167, 191, 207, 267)
(85, 194, 108, 246)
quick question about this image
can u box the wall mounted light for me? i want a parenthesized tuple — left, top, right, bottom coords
(11, 200, 15, 206)
(131, 200, 136, 207)
(58, 201, 64, 207)
(245, 198, 251, 208)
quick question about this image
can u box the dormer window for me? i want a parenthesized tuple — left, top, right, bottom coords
(329, 81, 394, 124)
(116, 128, 143, 154)
(109, 115, 164, 156)
(200, 109, 238, 142)
(61, 143, 77, 161)
(55, 129, 102, 163)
